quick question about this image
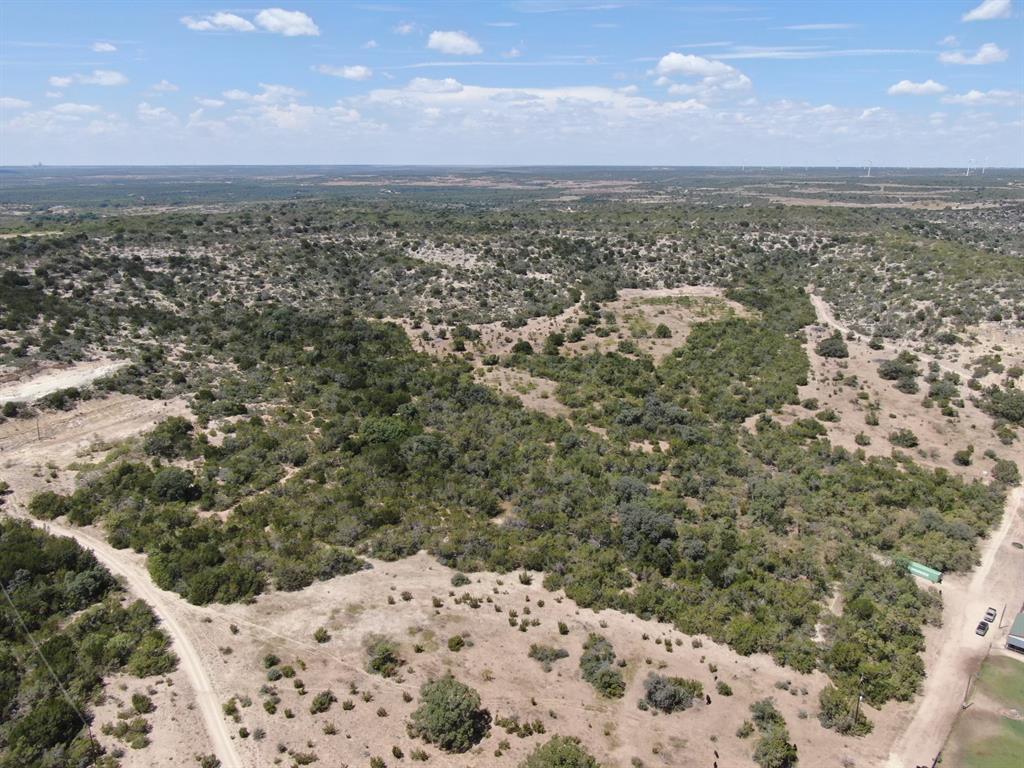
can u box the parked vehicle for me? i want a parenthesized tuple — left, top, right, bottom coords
(976, 621, 990, 636)
(984, 607, 997, 623)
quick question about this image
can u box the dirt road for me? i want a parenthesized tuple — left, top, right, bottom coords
(0, 394, 240, 768)
(886, 485, 1024, 768)
(11, 511, 243, 768)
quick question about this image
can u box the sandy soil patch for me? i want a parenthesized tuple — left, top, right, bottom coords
(0, 358, 130, 403)
(159, 551, 907, 768)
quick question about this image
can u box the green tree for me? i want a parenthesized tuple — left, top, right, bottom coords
(408, 675, 490, 753)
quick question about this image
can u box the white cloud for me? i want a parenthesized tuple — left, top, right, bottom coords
(941, 88, 1020, 105)
(962, 0, 1012, 21)
(151, 79, 180, 92)
(393, 22, 415, 35)
(939, 42, 1008, 65)
(92, 42, 117, 52)
(427, 30, 483, 55)
(655, 52, 734, 78)
(52, 102, 100, 114)
(363, 39, 378, 49)
(860, 106, 883, 119)
(254, 8, 319, 36)
(50, 70, 128, 87)
(181, 12, 255, 32)
(940, 35, 959, 46)
(223, 83, 304, 104)
(45, 91, 63, 99)
(314, 64, 373, 81)
(505, 47, 523, 58)
(887, 79, 947, 95)
(1, 97, 31, 109)
(197, 98, 226, 107)
(651, 52, 751, 98)
(137, 102, 176, 122)
(408, 77, 465, 94)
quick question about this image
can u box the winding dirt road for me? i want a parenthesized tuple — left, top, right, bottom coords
(13, 511, 243, 768)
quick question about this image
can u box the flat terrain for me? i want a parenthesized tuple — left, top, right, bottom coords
(942, 655, 1024, 768)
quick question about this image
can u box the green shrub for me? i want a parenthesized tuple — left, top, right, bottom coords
(309, 690, 336, 714)
(815, 333, 848, 359)
(365, 635, 403, 678)
(642, 673, 703, 713)
(528, 644, 569, 672)
(519, 735, 601, 768)
(580, 634, 624, 699)
(408, 675, 490, 753)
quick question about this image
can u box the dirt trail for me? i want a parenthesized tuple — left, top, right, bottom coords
(11, 511, 243, 768)
(886, 485, 1024, 767)
(0, 393, 239, 768)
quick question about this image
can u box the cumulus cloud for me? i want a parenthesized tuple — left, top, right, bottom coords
(92, 42, 117, 52)
(655, 52, 735, 78)
(939, 42, 1008, 64)
(223, 83, 304, 104)
(196, 98, 226, 107)
(888, 79, 947, 95)
(363, 39, 378, 49)
(151, 79, 180, 92)
(52, 102, 101, 114)
(254, 8, 319, 36)
(393, 22, 415, 35)
(651, 52, 750, 98)
(181, 12, 255, 32)
(941, 88, 1020, 105)
(49, 70, 128, 87)
(428, 30, 483, 55)
(1, 97, 31, 109)
(314, 64, 373, 81)
(137, 102, 176, 123)
(940, 35, 959, 46)
(408, 77, 464, 93)
(962, 0, 1012, 21)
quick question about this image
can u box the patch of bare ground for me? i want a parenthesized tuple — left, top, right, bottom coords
(0, 393, 190, 505)
(171, 551, 904, 768)
(92, 669, 209, 768)
(0, 357, 130, 403)
(766, 297, 1023, 482)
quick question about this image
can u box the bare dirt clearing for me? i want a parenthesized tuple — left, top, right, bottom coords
(798, 293, 1020, 480)
(153, 552, 907, 768)
(0, 358, 130, 403)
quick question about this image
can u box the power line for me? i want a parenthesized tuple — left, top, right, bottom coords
(0, 579, 99, 750)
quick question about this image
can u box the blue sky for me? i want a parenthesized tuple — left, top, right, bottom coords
(1, 1, 1021, 165)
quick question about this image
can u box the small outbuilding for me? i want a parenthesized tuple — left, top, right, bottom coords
(906, 560, 942, 583)
(1007, 613, 1024, 654)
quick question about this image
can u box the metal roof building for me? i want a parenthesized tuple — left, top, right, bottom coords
(1008, 613, 1024, 654)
